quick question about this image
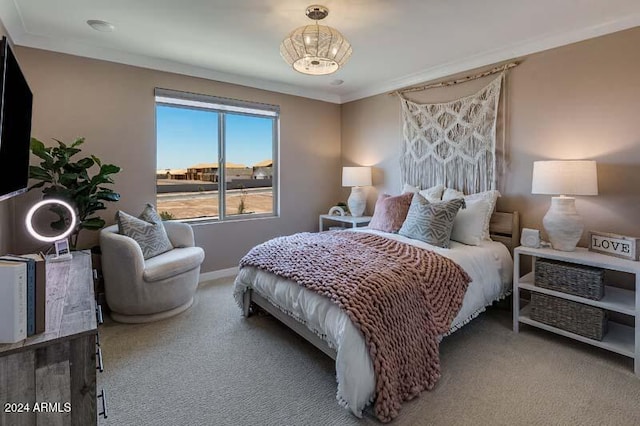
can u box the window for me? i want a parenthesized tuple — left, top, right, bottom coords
(155, 89, 278, 222)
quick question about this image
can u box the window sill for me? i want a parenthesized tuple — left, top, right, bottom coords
(178, 214, 280, 227)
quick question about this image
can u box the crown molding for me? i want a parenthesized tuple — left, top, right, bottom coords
(0, 0, 21, 45)
(339, 14, 640, 103)
(14, 32, 343, 103)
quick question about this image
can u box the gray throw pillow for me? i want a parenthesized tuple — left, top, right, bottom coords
(116, 204, 174, 259)
(398, 194, 466, 248)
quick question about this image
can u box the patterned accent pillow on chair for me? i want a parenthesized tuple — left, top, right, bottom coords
(116, 204, 174, 259)
(399, 194, 466, 248)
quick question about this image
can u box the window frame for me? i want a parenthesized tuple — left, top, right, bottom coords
(155, 88, 280, 223)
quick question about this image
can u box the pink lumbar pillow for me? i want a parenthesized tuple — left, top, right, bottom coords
(368, 192, 414, 233)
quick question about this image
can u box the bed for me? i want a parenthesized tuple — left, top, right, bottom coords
(233, 211, 519, 420)
(234, 75, 513, 420)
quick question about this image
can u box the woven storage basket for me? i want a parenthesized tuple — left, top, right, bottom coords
(535, 258, 605, 300)
(530, 293, 608, 340)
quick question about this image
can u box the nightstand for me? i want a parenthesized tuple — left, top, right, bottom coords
(319, 214, 372, 232)
(513, 246, 640, 376)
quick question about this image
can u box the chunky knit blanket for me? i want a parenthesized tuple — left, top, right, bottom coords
(239, 231, 471, 422)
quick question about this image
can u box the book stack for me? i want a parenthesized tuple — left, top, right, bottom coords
(0, 254, 46, 344)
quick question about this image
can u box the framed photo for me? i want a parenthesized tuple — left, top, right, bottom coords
(55, 239, 70, 257)
(51, 239, 73, 262)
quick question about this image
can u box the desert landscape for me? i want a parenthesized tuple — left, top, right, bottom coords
(157, 187, 273, 220)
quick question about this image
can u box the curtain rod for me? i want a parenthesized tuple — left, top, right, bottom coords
(390, 62, 519, 96)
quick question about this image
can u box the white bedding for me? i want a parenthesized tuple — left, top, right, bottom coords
(233, 229, 513, 417)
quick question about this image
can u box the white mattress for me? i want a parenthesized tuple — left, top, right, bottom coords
(233, 229, 513, 417)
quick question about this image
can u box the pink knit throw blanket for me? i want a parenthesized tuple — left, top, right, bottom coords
(240, 231, 471, 422)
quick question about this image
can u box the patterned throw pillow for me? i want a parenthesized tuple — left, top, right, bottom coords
(116, 204, 174, 259)
(368, 192, 414, 233)
(398, 194, 466, 248)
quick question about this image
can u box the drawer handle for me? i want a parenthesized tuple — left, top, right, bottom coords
(96, 347, 104, 373)
(98, 388, 108, 419)
(96, 331, 100, 347)
(96, 304, 104, 325)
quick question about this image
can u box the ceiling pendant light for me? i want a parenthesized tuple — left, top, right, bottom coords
(280, 5, 353, 75)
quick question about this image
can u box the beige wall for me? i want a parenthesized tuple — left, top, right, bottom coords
(0, 19, 14, 255)
(342, 27, 640, 246)
(6, 23, 640, 266)
(12, 47, 341, 271)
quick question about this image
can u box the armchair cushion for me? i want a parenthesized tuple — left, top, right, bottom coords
(117, 204, 173, 259)
(163, 221, 195, 248)
(143, 247, 205, 282)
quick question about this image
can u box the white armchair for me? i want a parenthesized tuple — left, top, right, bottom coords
(100, 221, 205, 323)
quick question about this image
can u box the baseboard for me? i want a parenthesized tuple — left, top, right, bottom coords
(199, 266, 239, 283)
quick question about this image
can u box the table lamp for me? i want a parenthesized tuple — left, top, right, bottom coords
(342, 166, 372, 217)
(531, 160, 598, 251)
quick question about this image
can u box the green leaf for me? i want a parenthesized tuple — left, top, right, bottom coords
(90, 175, 112, 186)
(27, 181, 46, 191)
(42, 187, 73, 201)
(76, 157, 95, 169)
(65, 148, 82, 157)
(96, 191, 120, 202)
(100, 164, 121, 175)
(30, 138, 54, 163)
(53, 138, 67, 149)
(71, 137, 85, 148)
(30, 138, 45, 154)
(29, 166, 52, 181)
(80, 217, 106, 230)
(91, 155, 102, 167)
(59, 172, 79, 186)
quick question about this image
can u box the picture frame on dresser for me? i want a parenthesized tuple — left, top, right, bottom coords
(589, 231, 640, 261)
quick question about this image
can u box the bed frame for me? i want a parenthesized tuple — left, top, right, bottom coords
(242, 211, 520, 360)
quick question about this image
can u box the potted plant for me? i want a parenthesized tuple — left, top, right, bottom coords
(28, 137, 121, 249)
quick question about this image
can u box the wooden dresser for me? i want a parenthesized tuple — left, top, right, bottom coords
(0, 251, 104, 425)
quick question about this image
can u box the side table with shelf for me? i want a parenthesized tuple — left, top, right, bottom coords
(318, 214, 372, 232)
(513, 246, 640, 376)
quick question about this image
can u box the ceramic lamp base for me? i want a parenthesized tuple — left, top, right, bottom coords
(543, 196, 584, 251)
(347, 186, 366, 217)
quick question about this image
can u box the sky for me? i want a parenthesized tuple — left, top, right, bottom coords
(156, 105, 273, 170)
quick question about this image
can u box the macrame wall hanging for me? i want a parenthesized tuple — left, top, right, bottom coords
(398, 66, 509, 195)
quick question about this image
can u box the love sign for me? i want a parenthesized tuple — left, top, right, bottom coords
(589, 231, 640, 261)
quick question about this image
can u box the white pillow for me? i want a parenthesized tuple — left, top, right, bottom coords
(450, 190, 501, 245)
(442, 187, 465, 201)
(419, 184, 444, 203)
(402, 183, 444, 203)
(402, 183, 420, 194)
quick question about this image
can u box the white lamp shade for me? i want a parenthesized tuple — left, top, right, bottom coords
(342, 167, 372, 187)
(532, 160, 598, 196)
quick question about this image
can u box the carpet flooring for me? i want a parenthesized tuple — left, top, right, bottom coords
(98, 277, 640, 426)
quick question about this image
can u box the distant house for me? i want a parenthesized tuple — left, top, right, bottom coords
(186, 162, 252, 182)
(252, 159, 273, 179)
(156, 169, 188, 180)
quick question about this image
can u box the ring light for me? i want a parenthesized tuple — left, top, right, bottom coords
(25, 199, 77, 243)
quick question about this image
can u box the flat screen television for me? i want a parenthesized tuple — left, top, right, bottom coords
(0, 36, 33, 201)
